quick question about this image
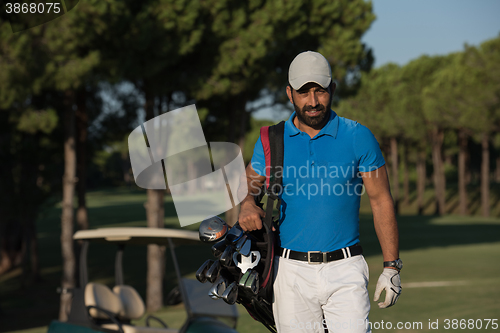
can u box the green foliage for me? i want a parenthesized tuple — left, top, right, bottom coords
(15, 109, 58, 134)
(337, 63, 403, 141)
(195, 0, 375, 101)
(397, 54, 448, 144)
(339, 35, 500, 156)
(423, 37, 500, 139)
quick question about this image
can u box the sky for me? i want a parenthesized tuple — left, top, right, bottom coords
(253, 0, 500, 120)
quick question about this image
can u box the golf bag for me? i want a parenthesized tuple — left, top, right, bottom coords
(196, 122, 285, 333)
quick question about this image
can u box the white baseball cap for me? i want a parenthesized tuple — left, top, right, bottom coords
(288, 51, 332, 90)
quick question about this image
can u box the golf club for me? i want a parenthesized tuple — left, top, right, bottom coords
(211, 239, 228, 258)
(234, 234, 252, 256)
(205, 259, 222, 283)
(196, 259, 214, 283)
(199, 216, 228, 243)
(239, 270, 252, 287)
(208, 275, 229, 300)
(221, 281, 239, 305)
(225, 223, 244, 245)
(220, 245, 234, 267)
(244, 269, 260, 294)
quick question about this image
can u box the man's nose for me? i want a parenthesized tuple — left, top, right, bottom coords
(307, 92, 319, 107)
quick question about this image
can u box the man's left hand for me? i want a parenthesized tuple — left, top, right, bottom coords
(374, 268, 402, 308)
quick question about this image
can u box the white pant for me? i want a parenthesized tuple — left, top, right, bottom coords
(272, 255, 371, 333)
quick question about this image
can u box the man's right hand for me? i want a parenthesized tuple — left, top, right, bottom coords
(238, 199, 265, 232)
(237, 163, 266, 232)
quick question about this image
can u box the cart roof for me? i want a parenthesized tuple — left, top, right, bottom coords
(73, 227, 200, 246)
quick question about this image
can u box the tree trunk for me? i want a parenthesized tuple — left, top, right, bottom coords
(458, 129, 468, 215)
(224, 95, 247, 226)
(60, 91, 77, 321)
(21, 215, 40, 284)
(121, 150, 132, 185)
(228, 97, 237, 143)
(403, 143, 410, 207)
(143, 85, 165, 312)
(416, 150, 426, 215)
(20, 198, 40, 285)
(76, 88, 89, 231)
(496, 156, 500, 183)
(29, 220, 39, 282)
(237, 95, 249, 151)
(0, 222, 23, 275)
(481, 133, 490, 217)
(14, 138, 40, 286)
(431, 127, 445, 215)
(145, 189, 164, 312)
(390, 137, 399, 215)
(465, 146, 471, 184)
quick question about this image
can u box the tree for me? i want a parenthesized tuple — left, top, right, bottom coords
(399, 55, 449, 215)
(2, 0, 378, 314)
(424, 37, 500, 217)
(194, 0, 375, 222)
(0, 19, 61, 283)
(338, 64, 404, 213)
(462, 37, 500, 217)
(9, 1, 104, 317)
(99, 0, 208, 311)
(422, 53, 463, 215)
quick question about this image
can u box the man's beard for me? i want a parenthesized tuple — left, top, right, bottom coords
(293, 100, 330, 128)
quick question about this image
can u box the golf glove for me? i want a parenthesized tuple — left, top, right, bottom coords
(374, 268, 402, 309)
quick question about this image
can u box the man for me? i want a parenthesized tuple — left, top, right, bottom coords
(238, 51, 402, 333)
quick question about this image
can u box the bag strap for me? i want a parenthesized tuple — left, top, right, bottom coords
(259, 121, 285, 229)
(259, 121, 285, 194)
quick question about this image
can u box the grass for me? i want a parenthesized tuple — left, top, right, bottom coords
(1, 186, 500, 333)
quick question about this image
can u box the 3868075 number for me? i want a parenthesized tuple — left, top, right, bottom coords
(444, 319, 498, 330)
(5, 3, 61, 14)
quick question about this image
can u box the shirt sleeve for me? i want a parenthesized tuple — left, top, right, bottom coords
(354, 124, 386, 173)
(250, 135, 266, 176)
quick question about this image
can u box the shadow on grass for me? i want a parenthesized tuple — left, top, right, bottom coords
(359, 213, 500, 257)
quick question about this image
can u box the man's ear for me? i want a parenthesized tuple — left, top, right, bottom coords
(286, 85, 294, 105)
(330, 82, 337, 95)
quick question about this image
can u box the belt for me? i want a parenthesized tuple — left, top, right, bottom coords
(278, 244, 363, 264)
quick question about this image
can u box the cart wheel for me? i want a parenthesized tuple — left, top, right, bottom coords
(165, 286, 182, 305)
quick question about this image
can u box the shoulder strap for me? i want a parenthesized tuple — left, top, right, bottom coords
(259, 121, 285, 229)
(260, 121, 285, 194)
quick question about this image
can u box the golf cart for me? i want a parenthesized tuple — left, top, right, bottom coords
(47, 227, 239, 333)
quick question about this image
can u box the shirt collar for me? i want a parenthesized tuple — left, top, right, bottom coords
(285, 109, 339, 139)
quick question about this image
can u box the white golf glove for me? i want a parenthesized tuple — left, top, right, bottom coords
(374, 268, 402, 308)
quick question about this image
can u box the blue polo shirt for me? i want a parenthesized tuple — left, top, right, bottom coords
(250, 110, 385, 252)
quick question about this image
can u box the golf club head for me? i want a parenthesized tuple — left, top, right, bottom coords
(238, 270, 252, 287)
(208, 276, 229, 300)
(196, 259, 214, 283)
(221, 281, 239, 305)
(220, 245, 234, 267)
(225, 224, 244, 245)
(211, 239, 228, 258)
(244, 270, 260, 294)
(235, 235, 252, 257)
(199, 216, 228, 243)
(233, 250, 261, 273)
(205, 260, 221, 283)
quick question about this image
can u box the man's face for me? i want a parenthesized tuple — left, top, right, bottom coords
(287, 82, 333, 128)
